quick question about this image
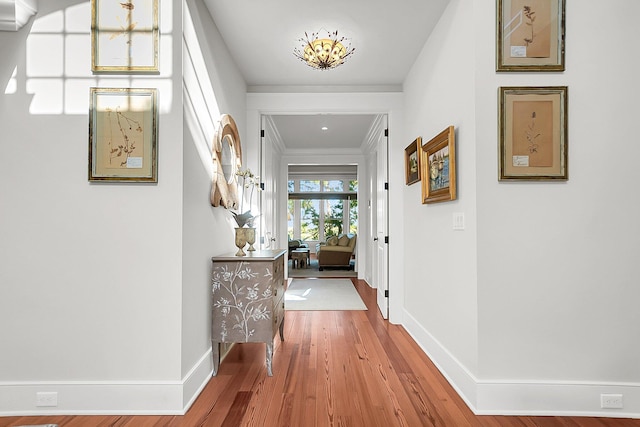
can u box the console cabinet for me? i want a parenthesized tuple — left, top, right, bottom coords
(210, 249, 286, 376)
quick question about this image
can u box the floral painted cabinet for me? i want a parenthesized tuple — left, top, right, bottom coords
(211, 249, 286, 376)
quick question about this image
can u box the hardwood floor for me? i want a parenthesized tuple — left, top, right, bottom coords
(3, 279, 639, 427)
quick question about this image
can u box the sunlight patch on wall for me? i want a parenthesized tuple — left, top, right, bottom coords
(27, 34, 64, 77)
(26, 79, 63, 114)
(32, 9, 64, 32)
(4, 67, 17, 94)
(19, 1, 173, 115)
(182, 0, 222, 177)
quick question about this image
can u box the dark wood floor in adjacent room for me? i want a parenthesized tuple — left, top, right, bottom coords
(3, 278, 639, 427)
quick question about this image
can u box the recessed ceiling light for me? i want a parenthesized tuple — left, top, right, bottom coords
(321, 126, 328, 131)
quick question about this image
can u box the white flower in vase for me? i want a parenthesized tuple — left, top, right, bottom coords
(233, 168, 261, 228)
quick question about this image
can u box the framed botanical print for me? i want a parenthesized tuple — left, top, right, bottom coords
(496, 0, 565, 71)
(91, 0, 159, 73)
(498, 86, 568, 180)
(421, 126, 456, 204)
(404, 137, 422, 185)
(89, 88, 158, 182)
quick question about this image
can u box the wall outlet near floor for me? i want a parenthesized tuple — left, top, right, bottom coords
(601, 393, 623, 409)
(36, 391, 58, 407)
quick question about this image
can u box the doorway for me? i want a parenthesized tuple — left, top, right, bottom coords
(255, 111, 390, 317)
(286, 165, 359, 278)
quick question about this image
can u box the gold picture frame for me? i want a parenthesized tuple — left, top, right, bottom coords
(498, 86, 568, 180)
(89, 88, 158, 182)
(404, 137, 422, 185)
(91, 0, 159, 73)
(421, 126, 456, 204)
(496, 0, 565, 71)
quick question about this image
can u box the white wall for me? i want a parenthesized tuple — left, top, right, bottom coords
(474, 0, 640, 416)
(402, 0, 640, 417)
(401, 0, 479, 396)
(0, 0, 244, 414)
(180, 0, 248, 409)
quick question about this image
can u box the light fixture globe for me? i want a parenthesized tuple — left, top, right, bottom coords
(293, 30, 355, 70)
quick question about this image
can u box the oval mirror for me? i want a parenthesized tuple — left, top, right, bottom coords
(211, 114, 242, 209)
(221, 134, 236, 184)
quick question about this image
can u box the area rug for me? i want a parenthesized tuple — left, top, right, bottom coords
(285, 279, 367, 311)
(288, 259, 357, 278)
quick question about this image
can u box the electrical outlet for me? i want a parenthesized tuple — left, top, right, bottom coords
(36, 391, 58, 407)
(601, 393, 623, 409)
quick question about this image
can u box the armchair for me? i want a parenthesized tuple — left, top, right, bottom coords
(316, 233, 356, 270)
(288, 238, 309, 259)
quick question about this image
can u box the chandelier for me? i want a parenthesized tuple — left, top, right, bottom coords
(293, 30, 355, 70)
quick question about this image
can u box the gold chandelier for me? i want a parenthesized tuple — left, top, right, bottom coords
(293, 30, 355, 70)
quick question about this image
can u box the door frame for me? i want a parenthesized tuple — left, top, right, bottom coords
(246, 92, 405, 323)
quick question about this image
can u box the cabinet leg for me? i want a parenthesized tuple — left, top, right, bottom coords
(279, 315, 285, 341)
(266, 341, 273, 376)
(212, 341, 220, 376)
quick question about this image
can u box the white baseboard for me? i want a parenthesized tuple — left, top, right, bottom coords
(402, 310, 478, 409)
(402, 310, 640, 419)
(182, 347, 214, 411)
(0, 349, 213, 416)
(475, 380, 640, 418)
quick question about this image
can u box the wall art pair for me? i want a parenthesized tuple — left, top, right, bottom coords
(405, 127, 457, 204)
(498, 0, 567, 181)
(89, 0, 160, 182)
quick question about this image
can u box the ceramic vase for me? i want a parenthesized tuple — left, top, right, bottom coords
(234, 228, 247, 256)
(245, 227, 256, 252)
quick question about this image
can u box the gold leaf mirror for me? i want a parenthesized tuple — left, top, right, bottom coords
(211, 114, 242, 209)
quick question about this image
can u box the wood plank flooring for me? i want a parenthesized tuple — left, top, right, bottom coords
(3, 278, 639, 427)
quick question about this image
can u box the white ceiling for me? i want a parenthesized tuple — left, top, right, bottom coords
(270, 114, 380, 151)
(203, 0, 449, 151)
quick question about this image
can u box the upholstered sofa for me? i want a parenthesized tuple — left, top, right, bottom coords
(315, 233, 356, 270)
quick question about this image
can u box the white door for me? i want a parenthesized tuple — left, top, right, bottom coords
(260, 115, 279, 250)
(376, 116, 389, 319)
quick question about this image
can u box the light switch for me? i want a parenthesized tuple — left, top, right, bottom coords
(453, 212, 465, 230)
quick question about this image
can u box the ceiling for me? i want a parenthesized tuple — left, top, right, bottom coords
(270, 114, 381, 151)
(203, 0, 449, 151)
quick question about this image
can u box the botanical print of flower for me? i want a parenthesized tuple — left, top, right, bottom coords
(109, 2, 138, 42)
(525, 111, 541, 153)
(512, 100, 553, 167)
(508, 0, 551, 59)
(105, 107, 143, 167)
(522, 6, 536, 47)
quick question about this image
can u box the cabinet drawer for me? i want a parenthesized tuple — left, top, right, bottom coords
(272, 295, 284, 332)
(273, 257, 284, 277)
(273, 277, 285, 298)
(273, 261, 284, 281)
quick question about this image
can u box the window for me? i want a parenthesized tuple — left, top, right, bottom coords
(324, 199, 343, 237)
(300, 180, 320, 192)
(300, 199, 320, 241)
(324, 180, 343, 192)
(288, 178, 357, 243)
(349, 180, 358, 234)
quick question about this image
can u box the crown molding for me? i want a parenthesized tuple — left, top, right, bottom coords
(0, 0, 37, 31)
